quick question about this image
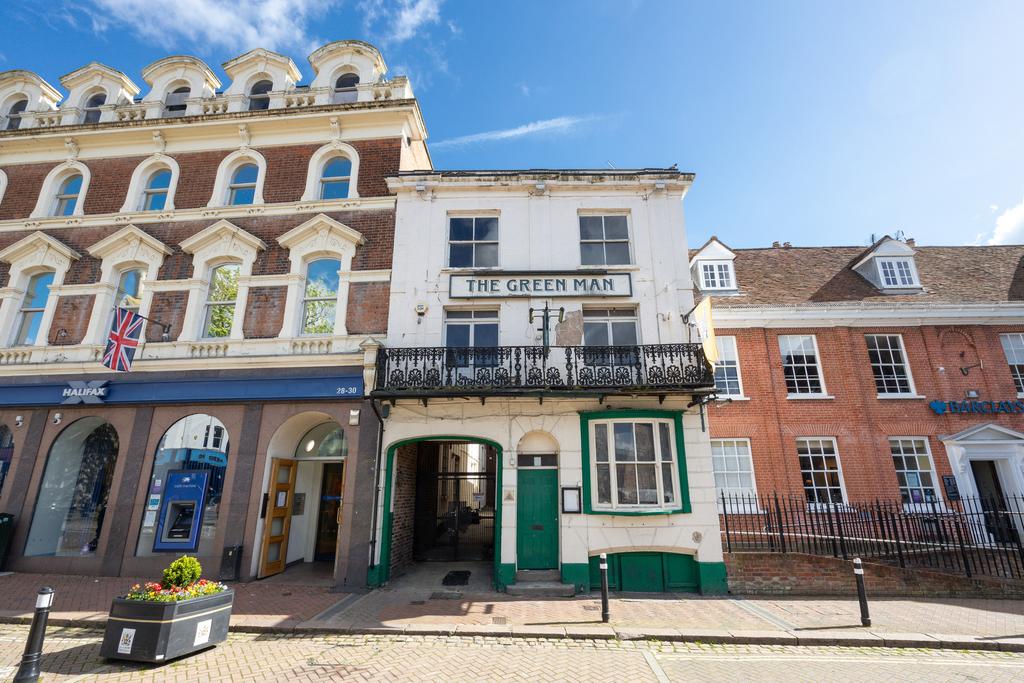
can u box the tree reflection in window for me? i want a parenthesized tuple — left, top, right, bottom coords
(302, 258, 340, 335)
(203, 264, 240, 338)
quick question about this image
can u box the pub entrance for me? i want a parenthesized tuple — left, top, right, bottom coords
(411, 441, 497, 563)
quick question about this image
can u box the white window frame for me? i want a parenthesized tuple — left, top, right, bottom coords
(876, 257, 919, 288)
(13, 270, 55, 346)
(300, 142, 361, 201)
(889, 437, 942, 512)
(711, 438, 758, 505)
(1000, 333, 1024, 397)
(699, 260, 736, 291)
(866, 333, 919, 398)
(779, 334, 829, 398)
(578, 212, 633, 267)
(588, 417, 681, 512)
(0, 232, 79, 349)
(31, 161, 92, 219)
(582, 307, 639, 346)
(121, 154, 180, 213)
(300, 257, 342, 336)
(714, 335, 745, 397)
(207, 149, 267, 207)
(446, 214, 500, 269)
(796, 437, 848, 508)
(202, 262, 241, 339)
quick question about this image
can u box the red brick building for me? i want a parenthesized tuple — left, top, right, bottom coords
(691, 236, 1024, 520)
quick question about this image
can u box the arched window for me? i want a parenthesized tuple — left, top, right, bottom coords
(319, 157, 351, 200)
(164, 85, 190, 117)
(228, 164, 258, 205)
(115, 268, 144, 311)
(0, 423, 13, 498)
(136, 414, 229, 557)
(295, 421, 347, 458)
(248, 79, 273, 111)
(83, 92, 106, 124)
(55, 174, 83, 216)
(333, 72, 359, 103)
(141, 168, 171, 211)
(25, 417, 119, 557)
(14, 270, 54, 346)
(6, 98, 27, 130)
(203, 263, 239, 338)
(302, 258, 340, 335)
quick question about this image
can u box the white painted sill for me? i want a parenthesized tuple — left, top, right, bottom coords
(714, 396, 750, 402)
(786, 394, 835, 400)
(876, 394, 927, 400)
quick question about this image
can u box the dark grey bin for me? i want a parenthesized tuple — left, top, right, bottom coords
(100, 589, 234, 663)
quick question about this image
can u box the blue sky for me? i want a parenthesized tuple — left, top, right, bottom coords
(1, 0, 1022, 248)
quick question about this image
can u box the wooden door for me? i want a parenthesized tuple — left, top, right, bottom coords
(260, 458, 297, 577)
(516, 469, 559, 569)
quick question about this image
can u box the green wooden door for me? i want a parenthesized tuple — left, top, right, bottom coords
(516, 469, 559, 569)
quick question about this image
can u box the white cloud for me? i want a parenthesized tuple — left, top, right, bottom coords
(359, 0, 441, 45)
(431, 116, 594, 149)
(82, 0, 337, 54)
(987, 197, 1024, 245)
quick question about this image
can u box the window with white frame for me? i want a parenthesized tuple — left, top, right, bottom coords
(333, 72, 359, 103)
(877, 257, 918, 287)
(248, 79, 272, 111)
(1000, 333, 1024, 394)
(866, 334, 915, 395)
(583, 308, 638, 366)
(6, 98, 27, 130)
(228, 164, 258, 206)
(797, 438, 844, 504)
(712, 439, 756, 499)
(714, 336, 743, 396)
(54, 174, 83, 217)
(444, 309, 499, 368)
(590, 418, 678, 509)
(579, 214, 631, 266)
(890, 438, 939, 505)
(202, 264, 240, 338)
(82, 92, 105, 124)
(164, 86, 190, 117)
(141, 169, 171, 211)
(115, 268, 144, 312)
(301, 258, 340, 335)
(320, 157, 352, 200)
(779, 335, 825, 395)
(448, 216, 498, 268)
(700, 261, 735, 290)
(14, 271, 55, 346)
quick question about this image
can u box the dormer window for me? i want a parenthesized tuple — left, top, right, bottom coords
(334, 72, 359, 103)
(6, 98, 27, 130)
(164, 86, 190, 117)
(248, 79, 272, 111)
(83, 92, 106, 124)
(877, 257, 917, 288)
(700, 261, 735, 290)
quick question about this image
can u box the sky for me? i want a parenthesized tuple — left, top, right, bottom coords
(1, 0, 1022, 249)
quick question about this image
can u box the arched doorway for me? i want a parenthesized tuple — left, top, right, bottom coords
(373, 437, 502, 589)
(258, 412, 348, 578)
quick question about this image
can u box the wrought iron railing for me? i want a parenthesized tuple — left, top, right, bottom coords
(374, 343, 714, 395)
(721, 492, 1024, 581)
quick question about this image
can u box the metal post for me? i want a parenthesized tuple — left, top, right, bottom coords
(14, 587, 54, 683)
(599, 553, 610, 623)
(853, 558, 870, 627)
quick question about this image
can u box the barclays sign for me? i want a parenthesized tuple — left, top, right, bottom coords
(929, 399, 1024, 416)
(61, 380, 109, 405)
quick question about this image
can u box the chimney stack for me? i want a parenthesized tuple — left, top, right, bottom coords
(772, 241, 781, 248)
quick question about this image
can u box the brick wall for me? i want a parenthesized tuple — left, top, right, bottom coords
(347, 282, 389, 334)
(145, 291, 187, 342)
(243, 287, 286, 338)
(49, 294, 94, 345)
(725, 552, 1024, 597)
(709, 324, 1024, 502)
(390, 444, 418, 575)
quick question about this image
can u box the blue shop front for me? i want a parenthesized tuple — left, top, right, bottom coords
(0, 367, 379, 587)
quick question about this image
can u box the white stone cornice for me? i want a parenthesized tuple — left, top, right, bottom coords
(179, 219, 267, 255)
(0, 230, 80, 264)
(277, 212, 366, 249)
(87, 224, 172, 259)
(349, 269, 391, 283)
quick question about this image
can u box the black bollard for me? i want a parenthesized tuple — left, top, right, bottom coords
(599, 553, 610, 623)
(853, 557, 871, 627)
(14, 586, 54, 683)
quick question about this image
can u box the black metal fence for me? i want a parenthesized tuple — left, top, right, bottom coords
(374, 343, 714, 396)
(720, 492, 1024, 581)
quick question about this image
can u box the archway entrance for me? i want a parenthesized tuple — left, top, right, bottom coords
(376, 437, 502, 588)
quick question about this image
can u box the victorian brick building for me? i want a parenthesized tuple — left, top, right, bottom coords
(0, 41, 426, 586)
(693, 236, 1024, 537)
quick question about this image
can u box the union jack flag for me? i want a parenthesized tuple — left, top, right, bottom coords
(102, 307, 145, 372)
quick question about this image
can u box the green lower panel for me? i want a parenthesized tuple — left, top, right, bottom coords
(698, 562, 728, 594)
(367, 564, 385, 588)
(588, 552, 701, 593)
(561, 563, 590, 594)
(495, 563, 516, 591)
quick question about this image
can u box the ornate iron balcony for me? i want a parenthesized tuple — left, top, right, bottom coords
(373, 344, 714, 397)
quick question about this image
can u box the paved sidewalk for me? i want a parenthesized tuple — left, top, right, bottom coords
(3, 566, 1024, 652)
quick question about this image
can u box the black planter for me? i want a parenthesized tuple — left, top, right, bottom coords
(100, 589, 234, 663)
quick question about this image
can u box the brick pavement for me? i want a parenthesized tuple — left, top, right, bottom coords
(2, 626, 1023, 682)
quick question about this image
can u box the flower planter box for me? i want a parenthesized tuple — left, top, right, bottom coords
(100, 589, 234, 663)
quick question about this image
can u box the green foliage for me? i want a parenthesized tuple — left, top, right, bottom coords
(162, 556, 202, 588)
